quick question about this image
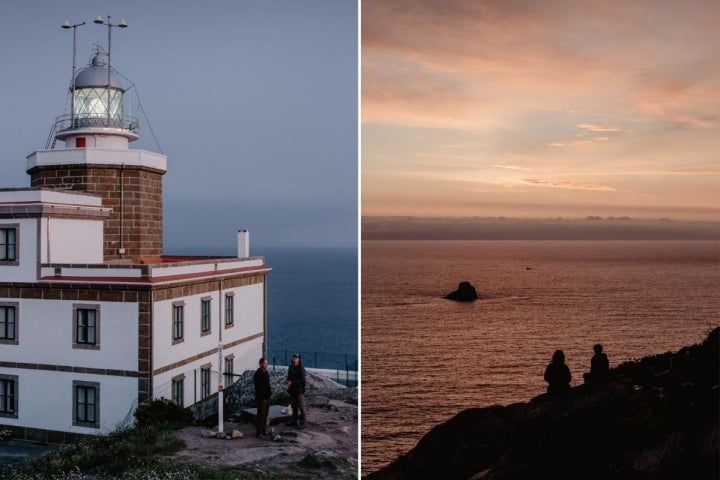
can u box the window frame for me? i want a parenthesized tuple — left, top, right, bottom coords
(171, 375, 185, 407)
(0, 374, 18, 419)
(200, 365, 211, 399)
(73, 380, 100, 428)
(0, 302, 19, 345)
(0, 225, 19, 265)
(200, 297, 212, 336)
(73, 304, 100, 350)
(172, 301, 185, 344)
(224, 355, 235, 387)
(224, 293, 234, 328)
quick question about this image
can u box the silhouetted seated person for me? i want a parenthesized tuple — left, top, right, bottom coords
(583, 343, 610, 385)
(544, 349, 571, 396)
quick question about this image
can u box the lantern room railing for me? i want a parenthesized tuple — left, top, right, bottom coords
(45, 113, 139, 149)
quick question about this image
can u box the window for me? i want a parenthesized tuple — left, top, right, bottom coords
(0, 375, 18, 418)
(73, 381, 99, 428)
(74, 87, 123, 126)
(172, 302, 184, 343)
(172, 376, 184, 407)
(200, 297, 211, 335)
(73, 305, 100, 349)
(0, 226, 18, 263)
(224, 356, 234, 387)
(225, 294, 234, 327)
(0, 303, 18, 344)
(200, 366, 211, 399)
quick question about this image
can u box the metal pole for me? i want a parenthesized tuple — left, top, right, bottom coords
(62, 21, 85, 129)
(217, 280, 224, 434)
(107, 16, 111, 127)
(71, 26, 77, 127)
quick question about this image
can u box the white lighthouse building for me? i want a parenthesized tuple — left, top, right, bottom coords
(0, 38, 269, 442)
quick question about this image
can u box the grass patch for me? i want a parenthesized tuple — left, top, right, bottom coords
(2, 425, 328, 480)
(297, 453, 353, 471)
(2, 425, 187, 479)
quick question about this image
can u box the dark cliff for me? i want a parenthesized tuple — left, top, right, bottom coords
(365, 328, 719, 480)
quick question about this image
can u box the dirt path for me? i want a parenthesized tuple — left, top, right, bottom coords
(171, 397, 358, 479)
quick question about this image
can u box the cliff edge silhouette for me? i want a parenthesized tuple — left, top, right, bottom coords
(365, 328, 719, 480)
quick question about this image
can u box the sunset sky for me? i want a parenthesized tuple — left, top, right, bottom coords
(362, 0, 719, 221)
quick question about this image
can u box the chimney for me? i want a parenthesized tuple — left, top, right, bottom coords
(237, 230, 249, 258)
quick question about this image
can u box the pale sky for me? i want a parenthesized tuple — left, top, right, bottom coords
(0, 0, 357, 249)
(362, 0, 719, 221)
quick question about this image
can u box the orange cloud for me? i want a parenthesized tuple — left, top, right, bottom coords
(362, 0, 720, 221)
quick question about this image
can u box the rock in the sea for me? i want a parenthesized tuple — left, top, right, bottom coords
(445, 281, 478, 302)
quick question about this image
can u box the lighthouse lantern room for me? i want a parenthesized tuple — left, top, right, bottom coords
(54, 51, 139, 148)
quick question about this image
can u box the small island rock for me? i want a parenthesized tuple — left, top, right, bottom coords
(445, 281, 478, 302)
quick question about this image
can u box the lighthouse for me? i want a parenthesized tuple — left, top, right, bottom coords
(0, 22, 269, 441)
(28, 46, 166, 260)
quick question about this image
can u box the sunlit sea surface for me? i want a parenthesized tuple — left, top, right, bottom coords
(361, 240, 720, 475)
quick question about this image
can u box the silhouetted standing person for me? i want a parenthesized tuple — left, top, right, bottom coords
(583, 344, 610, 385)
(544, 349, 571, 396)
(286, 353, 307, 428)
(253, 357, 271, 438)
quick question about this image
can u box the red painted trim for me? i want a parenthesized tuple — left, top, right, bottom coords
(40, 265, 271, 285)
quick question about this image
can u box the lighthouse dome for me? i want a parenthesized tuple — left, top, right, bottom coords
(74, 53, 124, 90)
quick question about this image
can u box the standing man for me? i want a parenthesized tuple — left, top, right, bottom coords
(253, 357, 271, 438)
(286, 353, 307, 428)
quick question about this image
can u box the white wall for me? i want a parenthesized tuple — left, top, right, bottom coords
(3, 299, 138, 371)
(29, 148, 167, 172)
(0, 368, 137, 434)
(152, 282, 265, 404)
(0, 218, 38, 282)
(42, 218, 104, 264)
(0, 215, 105, 282)
(152, 337, 263, 406)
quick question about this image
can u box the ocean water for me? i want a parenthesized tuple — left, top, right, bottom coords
(260, 247, 358, 370)
(361, 240, 720, 475)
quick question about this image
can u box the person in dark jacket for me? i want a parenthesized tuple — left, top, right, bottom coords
(544, 349, 571, 396)
(253, 357, 271, 438)
(583, 343, 610, 385)
(285, 354, 307, 427)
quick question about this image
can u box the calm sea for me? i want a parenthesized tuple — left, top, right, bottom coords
(261, 247, 358, 370)
(361, 240, 720, 475)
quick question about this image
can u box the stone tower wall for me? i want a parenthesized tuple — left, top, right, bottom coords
(28, 164, 164, 260)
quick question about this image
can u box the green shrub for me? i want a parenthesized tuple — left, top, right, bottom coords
(134, 398, 194, 429)
(271, 391, 289, 406)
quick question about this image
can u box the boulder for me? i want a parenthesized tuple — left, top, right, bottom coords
(444, 281, 478, 302)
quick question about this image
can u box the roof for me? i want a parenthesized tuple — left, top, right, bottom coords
(74, 53, 124, 90)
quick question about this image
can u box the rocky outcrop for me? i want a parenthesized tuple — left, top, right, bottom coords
(365, 328, 719, 480)
(445, 281, 478, 301)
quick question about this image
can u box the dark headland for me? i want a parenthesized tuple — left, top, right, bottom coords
(365, 328, 719, 480)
